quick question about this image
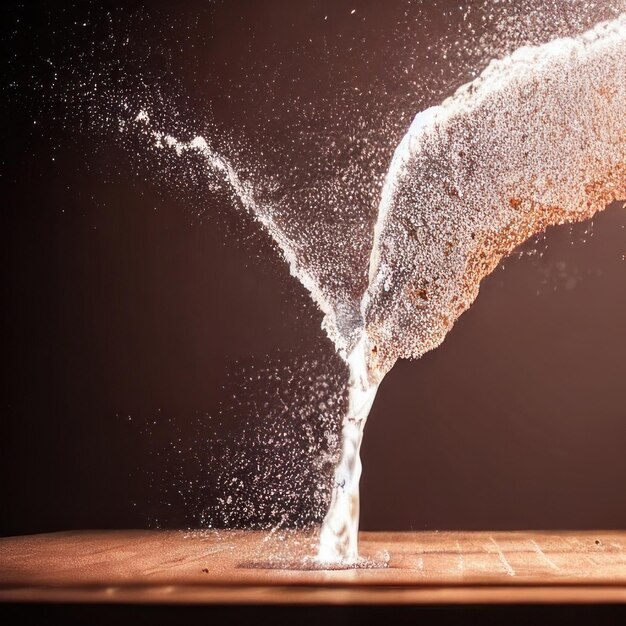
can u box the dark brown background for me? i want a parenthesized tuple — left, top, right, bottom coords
(1, 0, 625, 537)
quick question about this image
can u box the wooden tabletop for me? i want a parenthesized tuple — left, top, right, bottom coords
(1, 530, 625, 604)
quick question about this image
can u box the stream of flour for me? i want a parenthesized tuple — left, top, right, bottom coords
(135, 15, 625, 565)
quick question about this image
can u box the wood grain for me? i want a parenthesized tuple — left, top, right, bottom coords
(1, 530, 625, 604)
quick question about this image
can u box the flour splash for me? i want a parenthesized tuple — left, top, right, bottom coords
(132, 13, 625, 566)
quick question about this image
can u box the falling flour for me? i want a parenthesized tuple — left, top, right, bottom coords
(131, 12, 625, 566)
